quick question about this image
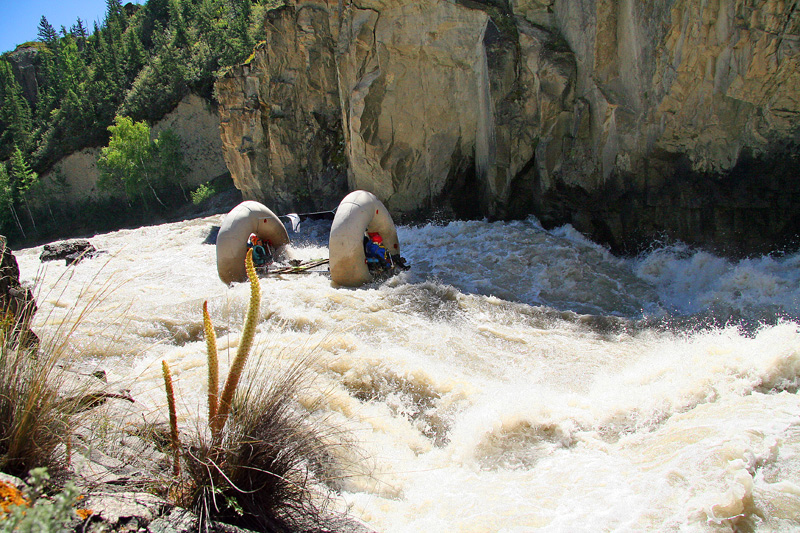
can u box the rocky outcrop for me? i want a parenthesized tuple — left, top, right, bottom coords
(216, 5, 349, 215)
(39, 239, 99, 265)
(216, 0, 800, 255)
(6, 45, 41, 105)
(0, 236, 38, 348)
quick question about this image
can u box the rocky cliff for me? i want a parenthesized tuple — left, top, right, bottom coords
(216, 0, 800, 255)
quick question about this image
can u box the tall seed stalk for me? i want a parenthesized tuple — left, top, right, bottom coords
(203, 301, 218, 420)
(209, 249, 260, 446)
(162, 249, 260, 480)
(162, 360, 181, 476)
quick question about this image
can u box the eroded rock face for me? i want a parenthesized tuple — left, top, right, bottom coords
(217, 0, 800, 255)
(37, 93, 227, 208)
(6, 45, 41, 105)
(216, 4, 348, 215)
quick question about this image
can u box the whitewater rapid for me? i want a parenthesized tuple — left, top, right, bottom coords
(14, 214, 800, 532)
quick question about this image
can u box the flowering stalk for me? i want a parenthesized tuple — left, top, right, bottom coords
(203, 301, 218, 421)
(162, 360, 181, 476)
(211, 249, 260, 444)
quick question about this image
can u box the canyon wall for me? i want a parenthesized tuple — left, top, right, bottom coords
(216, 0, 800, 255)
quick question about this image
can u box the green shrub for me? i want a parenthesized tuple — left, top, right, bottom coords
(190, 183, 215, 205)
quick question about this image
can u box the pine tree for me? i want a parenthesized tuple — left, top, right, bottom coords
(71, 18, 88, 40)
(140, 0, 171, 49)
(34, 17, 62, 127)
(0, 61, 33, 156)
(0, 164, 14, 234)
(37, 17, 59, 49)
(105, 0, 128, 33)
(124, 28, 147, 82)
(59, 37, 88, 96)
(168, 0, 190, 49)
(0, 163, 25, 237)
(71, 18, 88, 52)
(9, 146, 38, 231)
(234, 0, 255, 63)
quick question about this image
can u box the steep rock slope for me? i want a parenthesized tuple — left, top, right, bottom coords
(39, 94, 228, 206)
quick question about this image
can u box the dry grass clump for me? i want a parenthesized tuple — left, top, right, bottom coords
(166, 250, 345, 532)
(0, 259, 128, 482)
(0, 313, 79, 478)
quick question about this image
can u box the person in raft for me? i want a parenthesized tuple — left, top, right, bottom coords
(247, 233, 273, 267)
(364, 232, 393, 272)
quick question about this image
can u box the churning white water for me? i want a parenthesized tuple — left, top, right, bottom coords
(14, 213, 800, 532)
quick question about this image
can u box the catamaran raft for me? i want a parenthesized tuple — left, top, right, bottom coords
(215, 190, 409, 287)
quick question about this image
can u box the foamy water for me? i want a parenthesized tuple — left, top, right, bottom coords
(14, 214, 800, 532)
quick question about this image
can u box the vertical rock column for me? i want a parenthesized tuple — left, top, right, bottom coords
(216, 3, 348, 213)
(335, 0, 488, 214)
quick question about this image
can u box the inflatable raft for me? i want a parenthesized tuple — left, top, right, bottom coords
(329, 190, 405, 286)
(216, 201, 291, 284)
(216, 192, 407, 286)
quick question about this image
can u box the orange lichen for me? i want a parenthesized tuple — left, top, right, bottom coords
(0, 480, 29, 513)
(75, 508, 93, 520)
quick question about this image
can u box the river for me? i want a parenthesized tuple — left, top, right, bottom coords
(14, 212, 800, 532)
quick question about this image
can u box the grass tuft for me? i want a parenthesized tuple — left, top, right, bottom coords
(165, 248, 346, 531)
(184, 357, 340, 531)
(0, 312, 82, 478)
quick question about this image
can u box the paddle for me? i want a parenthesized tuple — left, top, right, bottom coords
(263, 258, 330, 275)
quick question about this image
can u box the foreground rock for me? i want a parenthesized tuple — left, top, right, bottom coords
(217, 0, 800, 256)
(0, 235, 38, 347)
(1, 387, 375, 533)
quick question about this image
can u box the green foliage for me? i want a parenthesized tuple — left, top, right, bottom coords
(37, 17, 59, 49)
(0, 61, 32, 157)
(0, 468, 81, 533)
(0, 165, 14, 234)
(191, 182, 215, 205)
(97, 115, 150, 200)
(152, 128, 189, 185)
(97, 116, 186, 209)
(0, 0, 265, 244)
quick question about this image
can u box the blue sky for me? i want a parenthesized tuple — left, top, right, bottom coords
(0, 0, 142, 55)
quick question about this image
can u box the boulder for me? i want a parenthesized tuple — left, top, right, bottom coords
(39, 239, 98, 265)
(0, 236, 38, 348)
